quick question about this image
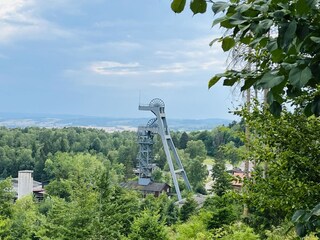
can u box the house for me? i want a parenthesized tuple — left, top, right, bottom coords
(11, 170, 45, 200)
(226, 168, 247, 190)
(121, 181, 171, 197)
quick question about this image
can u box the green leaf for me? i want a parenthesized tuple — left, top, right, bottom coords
(254, 19, 273, 36)
(222, 37, 235, 51)
(212, 16, 226, 27)
(292, 210, 306, 222)
(296, 0, 312, 15)
(271, 49, 284, 63)
(310, 36, 320, 43)
(209, 38, 220, 47)
(241, 78, 257, 91)
(190, 0, 207, 14)
(304, 103, 313, 116)
(212, 1, 229, 14)
(283, 20, 297, 48)
(311, 96, 320, 117)
(229, 12, 247, 25)
(289, 66, 312, 88)
(208, 75, 222, 89)
(273, 10, 285, 19)
(235, 4, 251, 13)
(223, 78, 237, 86)
(270, 101, 282, 117)
(171, 0, 186, 13)
(296, 222, 307, 237)
(240, 36, 252, 45)
(257, 71, 285, 89)
(220, 19, 234, 29)
(267, 40, 278, 52)
(311, 203, 320, 216)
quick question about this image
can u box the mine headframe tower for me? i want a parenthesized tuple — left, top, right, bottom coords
(137, 98, 191, 202)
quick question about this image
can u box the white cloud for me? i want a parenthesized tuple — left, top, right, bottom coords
(90, 61, 141, 75)
(0, 0, 71, 43)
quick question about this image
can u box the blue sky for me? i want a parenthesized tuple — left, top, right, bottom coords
(0, 0, 242, 120)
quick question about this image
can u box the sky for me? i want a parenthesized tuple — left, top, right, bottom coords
(0, 0, 243, 120)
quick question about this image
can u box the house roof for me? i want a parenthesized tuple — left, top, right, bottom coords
(11, 178, 43, 192)
(121, 181, 170, 192)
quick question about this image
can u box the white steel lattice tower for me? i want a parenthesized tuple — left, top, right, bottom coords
(137, 98, 191, 201)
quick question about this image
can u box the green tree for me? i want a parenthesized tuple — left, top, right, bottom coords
(202, 195, 241, 230)
(0, 178, 14, 239)
(211, 160, 233, 196)
(9, 196, 42, 240)
(174, 212, 213, 240)
(218, 141, 244, 166)
(180, 197, 198, 222)
(179, 132, 189, 149)
(241, 106, 320, 230)
(185, 157, 207, 190)
(128, 210, 168, 240)
(185, 140, 207, 160)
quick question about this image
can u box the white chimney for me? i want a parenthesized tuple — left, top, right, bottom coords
(18, 170, 33, 199)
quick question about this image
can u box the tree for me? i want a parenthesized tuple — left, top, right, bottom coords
(202, 195, 241, 230)
(128, 210, 168, 240)
(171, 0, 320, 117)
(185, 157, 207, 191)
(218, 141, 244, 166)
(180, 197, 198, 222)
(0, 178, 14, 239)
(9, 196, 42, 239)
(211, 160, 233, 196)
(179, 132, 189, 149)
(240, 104, 320, 231)
(185, 140, 207, 160)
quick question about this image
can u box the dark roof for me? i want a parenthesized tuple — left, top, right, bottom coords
(121, 181, 170, 192)
(226, 168, 244, 174)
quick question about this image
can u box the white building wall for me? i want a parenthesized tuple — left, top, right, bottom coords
(18, 170, 33, 199)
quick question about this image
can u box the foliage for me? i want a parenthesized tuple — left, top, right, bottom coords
(239, 103, 320, 232)
(128, 210, 169, 240)
(185, 140, 207, 160)
(202, 194, 241, 230)
(171, 0, 320, 116)
(219, 222, 260, 240)
(173, 212, 213, 240)
(0, 178, 14, 217)
(0, 127, 138, 180)
(211, 159, 233, 196)
(179, 132, 189, 149)
(9, 196, 42, 240)
(185, 157, 208, 190)
(180, 197, 198, 222)
(218, 141, 244, 166)
(291, 203, 320, 238)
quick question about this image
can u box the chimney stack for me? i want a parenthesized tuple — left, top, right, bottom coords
(18, 170, 33, 199)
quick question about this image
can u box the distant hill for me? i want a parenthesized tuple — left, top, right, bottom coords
(0, 113, 233, 132)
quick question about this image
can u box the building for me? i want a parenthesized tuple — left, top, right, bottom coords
(11, 170, 45, 200)
(227, 168, 246, 190)
(121, 181, 171, 197)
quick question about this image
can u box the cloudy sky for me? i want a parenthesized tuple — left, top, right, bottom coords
(0, 0, 243, 120)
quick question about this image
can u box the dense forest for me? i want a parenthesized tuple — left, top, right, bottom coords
(0, 109, 319, 239)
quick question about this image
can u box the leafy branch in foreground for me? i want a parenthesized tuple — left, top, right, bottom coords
(171, 0, 320, 116)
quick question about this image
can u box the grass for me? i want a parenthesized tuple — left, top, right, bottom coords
(203, 158, 214, 165)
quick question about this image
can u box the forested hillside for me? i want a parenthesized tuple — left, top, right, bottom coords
(0, 113, 319, 239)
(0, 123, 247, 239)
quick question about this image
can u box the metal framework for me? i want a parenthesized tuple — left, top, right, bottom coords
(137, 98, 191, 201)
